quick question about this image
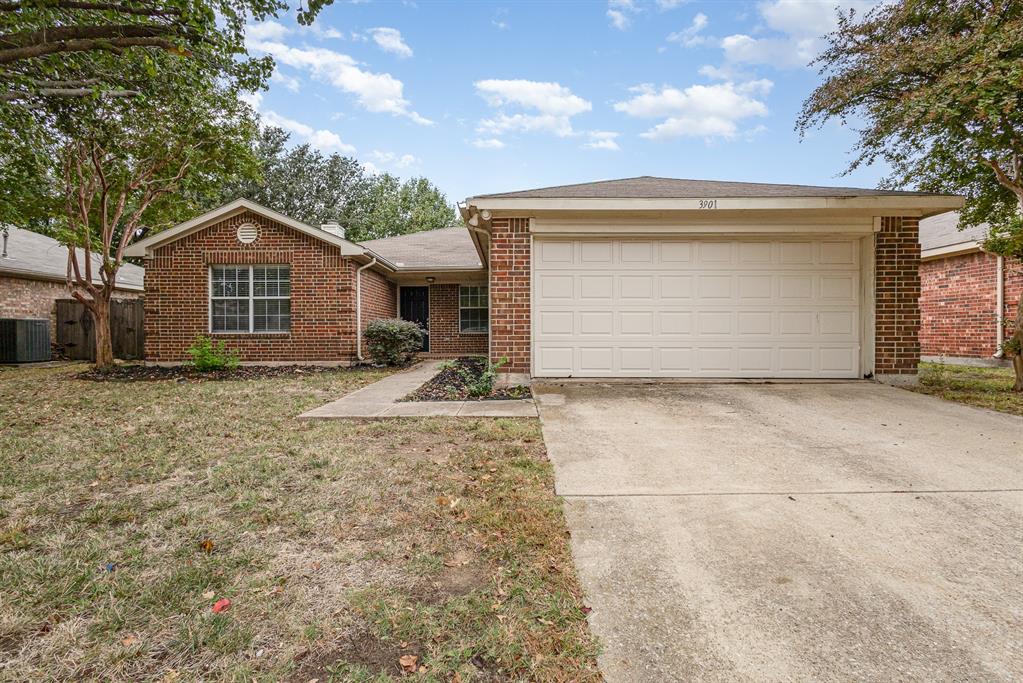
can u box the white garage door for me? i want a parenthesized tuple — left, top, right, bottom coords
(532, 237, 862, 378)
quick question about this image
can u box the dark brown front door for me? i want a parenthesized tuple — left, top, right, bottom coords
(399, 286, 429, 352)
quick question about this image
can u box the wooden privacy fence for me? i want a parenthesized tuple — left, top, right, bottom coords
(56, 298, 144, 361)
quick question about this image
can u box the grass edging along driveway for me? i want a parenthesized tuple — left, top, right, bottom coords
(908, 362, 1023, 417)
(0, 364, 600, 682)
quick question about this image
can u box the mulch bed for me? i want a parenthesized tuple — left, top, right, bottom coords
(77, 364, 360, 383)
(402, 357, 531, 402)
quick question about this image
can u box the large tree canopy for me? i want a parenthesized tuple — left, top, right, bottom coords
(0, 0, 338, 105)
(798, 0, 1023, 389)
(208, 126, 458, 242)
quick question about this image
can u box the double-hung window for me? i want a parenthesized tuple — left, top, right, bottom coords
(210, 265, 291, 333)
(458, 285, 488, 334)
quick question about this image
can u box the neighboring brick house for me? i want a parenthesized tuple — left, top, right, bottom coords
(0, 226, 144, 340)
(129, 179, 961, 382)
(919, 211, 1022, 364)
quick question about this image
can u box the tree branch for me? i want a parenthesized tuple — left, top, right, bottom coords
(0, 1, 182, 17)
(0, 34, 184, 65)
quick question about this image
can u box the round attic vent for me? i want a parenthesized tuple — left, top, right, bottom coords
(236, 222, 259, 244)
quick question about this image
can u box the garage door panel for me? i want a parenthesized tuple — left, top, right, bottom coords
(620, 275, 653, 299)
(660, 275, 693, 299)
(533, 237, 861, 378)
(579, 276, 612, 299)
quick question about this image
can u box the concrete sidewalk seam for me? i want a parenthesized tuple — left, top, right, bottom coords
(559, 488, 1023, 498)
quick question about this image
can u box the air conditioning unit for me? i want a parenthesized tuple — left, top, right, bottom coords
(0, 319, 51, 363)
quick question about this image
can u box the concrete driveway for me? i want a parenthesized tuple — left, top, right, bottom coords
(535, 381, 1023, 682)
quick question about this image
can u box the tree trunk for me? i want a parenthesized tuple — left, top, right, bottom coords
(90, 293, 115, 370)
(1012, 296, 1023, 392)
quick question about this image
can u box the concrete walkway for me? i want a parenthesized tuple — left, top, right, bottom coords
(537, 381, 1023, 682)
(299, 360, 537, 419)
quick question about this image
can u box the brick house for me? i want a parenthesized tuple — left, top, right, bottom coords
(919, 211, 1022, 364)
(0, 226, 144, 339)
(127, 178, 961, 382)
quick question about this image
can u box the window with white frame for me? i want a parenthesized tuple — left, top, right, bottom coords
(459, 285, 488, 334)
(210, 265, 291, 333)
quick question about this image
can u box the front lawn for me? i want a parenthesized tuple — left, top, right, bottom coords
(909, 362, 1023, 417)
(0, 365, 600, 681)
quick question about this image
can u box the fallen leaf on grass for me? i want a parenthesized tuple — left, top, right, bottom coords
(121, 635, 137, 647)
(199, 538, 214, 554)
(399, 654, 418, 672)
(581, 606, 593, 615)
(212, 598, 231, 613)
(202, 590, 216, 600)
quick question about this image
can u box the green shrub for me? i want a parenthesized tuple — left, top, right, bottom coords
(461, 356, 507, 398)
(186, 335, 240, 372)
(364, 318, 424, 366)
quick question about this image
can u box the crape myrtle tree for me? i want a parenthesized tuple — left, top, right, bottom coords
(0, 0, 336, 368)
(797, 0, 1023, 390)
(210, 125, 457, 242)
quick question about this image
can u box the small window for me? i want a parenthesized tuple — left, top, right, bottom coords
(459, 285, 488, 334)
(211, 265, 290, 333)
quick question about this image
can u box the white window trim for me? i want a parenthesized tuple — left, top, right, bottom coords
(458, 284, 489, 335)
(209, 265, 291, 334)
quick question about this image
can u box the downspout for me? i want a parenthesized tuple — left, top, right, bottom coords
(994, 254, 1005, 358)
(355, 257, 378, 362)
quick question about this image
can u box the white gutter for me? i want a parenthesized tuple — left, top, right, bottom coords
(994, 255, 1005, 358)
(355, 257, 377, 362)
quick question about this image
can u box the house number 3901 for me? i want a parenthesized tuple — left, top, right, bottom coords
(698, 199, 718, 209)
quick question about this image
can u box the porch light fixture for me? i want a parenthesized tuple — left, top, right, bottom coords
(425, 276, 436, 283)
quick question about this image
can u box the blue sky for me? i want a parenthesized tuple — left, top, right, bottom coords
(244, 0, 881, 204)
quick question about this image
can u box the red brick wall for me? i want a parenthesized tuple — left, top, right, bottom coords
(875, 216, 921, 375)
(426, 283, 488, 356)
(920, 252, 1023, 358)
(360, 267, 396, 333)
(144, 211, 357, 363)
(489, 218, 531, 373)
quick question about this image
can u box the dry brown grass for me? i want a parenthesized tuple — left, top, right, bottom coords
(0, 364, 600, 682)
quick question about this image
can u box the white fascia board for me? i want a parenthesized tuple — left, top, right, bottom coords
(468, 195, 964, 216)
(920, 241, 981, 261)
(124, 198, 366, 258)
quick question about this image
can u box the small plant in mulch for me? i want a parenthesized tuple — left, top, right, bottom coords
(402, 356, 531, 402)
(77, 364, 358, 382)
(187, 335, 240, 372)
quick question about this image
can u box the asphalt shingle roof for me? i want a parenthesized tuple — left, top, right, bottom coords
(472, 175, 936, 200)
(0, 226, 144, 290)
(362, 226, 482, 270)
(919, 212, 989, 251)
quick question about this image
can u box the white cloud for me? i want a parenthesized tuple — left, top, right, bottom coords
(666, 12, 708, 47)
(475, 79, 591, 117)
(607, 0, 638, 30)
(306, 24, 343, 39)
(247, 37, 432, 124)
(473, 79, 592, 142)
(719, 0, 878, 69)
(260, 109, 356, 154)
(368, 27, 413, 58)
(607, 9, 629, 30)
(656, 0, 687, 8)
(472, 138, 506, 149)
(582, 131, 621, 151)
(613, 81, 772, 141)
(369, 150, 419, 168)
(721, 33, 818, 68)
(271, 70, 301, 92)
(248, 20, 291, 42)
(492, 19, 509, 30)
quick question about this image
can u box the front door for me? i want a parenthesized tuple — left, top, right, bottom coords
(399, 286, 430, 352)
